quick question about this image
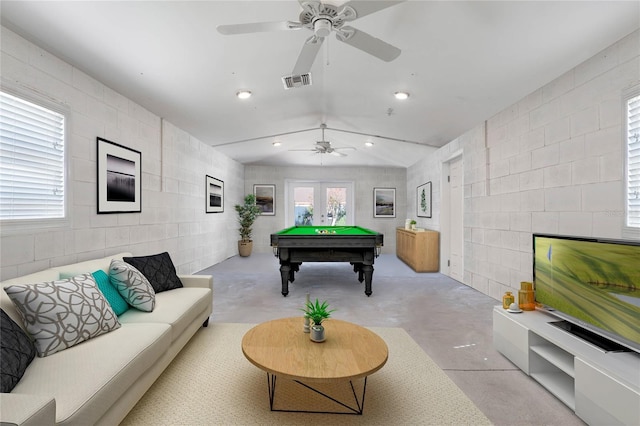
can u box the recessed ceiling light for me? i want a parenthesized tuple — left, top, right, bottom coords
(272, 141, 281, 147)
(394, 91, 409, 100)
(236, 90, 252, 99)
(365, 141, 374, 147)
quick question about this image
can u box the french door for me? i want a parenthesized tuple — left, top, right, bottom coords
(286, 181, 354, 226)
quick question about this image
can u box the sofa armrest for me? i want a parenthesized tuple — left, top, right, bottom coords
(0, 393, 56, 426)
(179, 274, 213, 291)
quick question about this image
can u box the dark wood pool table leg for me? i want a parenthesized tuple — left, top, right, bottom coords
(279, 262, 301, 296)
(280, 263, 290, 296)
(363, 264, 373, 296)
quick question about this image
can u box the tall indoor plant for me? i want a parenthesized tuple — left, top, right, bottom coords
(234, 193, 262, 257)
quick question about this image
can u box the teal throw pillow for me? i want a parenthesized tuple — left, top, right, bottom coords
(91, 270, 129, 316)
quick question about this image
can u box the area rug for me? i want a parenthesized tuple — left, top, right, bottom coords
(120, 322, 492, 425)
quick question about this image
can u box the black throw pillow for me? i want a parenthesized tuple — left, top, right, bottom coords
(1, 308, 36, 392)
(123, 252, 183, 293)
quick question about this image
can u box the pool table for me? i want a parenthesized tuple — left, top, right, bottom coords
(270, 226, 384, 296)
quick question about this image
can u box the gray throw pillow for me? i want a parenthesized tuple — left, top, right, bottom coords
(1, 308, 36, 392)
(4, 274, 121, 357)
(109, 259, 156, 312)
(123, 252, 183, 293)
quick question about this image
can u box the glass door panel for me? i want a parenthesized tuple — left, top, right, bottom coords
(325, 187, 347, 226)
(293, 186, 315, 225)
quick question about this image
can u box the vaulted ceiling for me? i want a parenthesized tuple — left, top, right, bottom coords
(2, 1, 638, 167)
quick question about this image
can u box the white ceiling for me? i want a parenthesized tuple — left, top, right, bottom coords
(1, 1, 639, 168)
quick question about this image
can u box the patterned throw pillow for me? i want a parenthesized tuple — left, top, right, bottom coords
(92, 270, 130, 316)
(123, 252, 183, 293)
(109, 259, 156, 312)
(4, 274, 121, 357)
(1, 308, 36, 392)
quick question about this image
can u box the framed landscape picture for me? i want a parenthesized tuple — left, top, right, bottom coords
(97, 137, 141, 214)
(254, 184, 275, 215)
(374, 187, 396, 218)
(417, 181, 432, 218)
(206, 175, 224, 213)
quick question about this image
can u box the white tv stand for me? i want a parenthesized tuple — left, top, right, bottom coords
(493, 306, 640, 425)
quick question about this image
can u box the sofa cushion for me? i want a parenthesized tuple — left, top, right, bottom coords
(123, 252, 183, 293)
(11, 323, 171, 425)
(58, 270, 130, 316)
(109, 260, 156, 312)
(4, 274, 121, 357)
(1, 308, 36, 392)
(91, 270, 129, 316)
(118, 287, 211, 343)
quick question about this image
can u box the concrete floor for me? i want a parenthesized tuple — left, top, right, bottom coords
(199, 253, 585, 426)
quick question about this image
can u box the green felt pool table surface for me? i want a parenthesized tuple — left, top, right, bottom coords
(274, 225, 378, 236)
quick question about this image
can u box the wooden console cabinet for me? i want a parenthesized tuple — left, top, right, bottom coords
(493, 306, 640, 425)
(395, 228, 439, 272)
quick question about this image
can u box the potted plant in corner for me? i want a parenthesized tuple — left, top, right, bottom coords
(234, 193, 262, 257)
(301, 298, 335, 342)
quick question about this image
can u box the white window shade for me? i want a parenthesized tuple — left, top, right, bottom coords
(627, 94, 640, 228)
(0, 91, 65, 220)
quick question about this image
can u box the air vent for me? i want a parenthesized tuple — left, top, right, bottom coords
(282, 73, 312, 89)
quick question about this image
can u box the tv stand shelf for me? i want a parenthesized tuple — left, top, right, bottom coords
(493, 306, 640, 425)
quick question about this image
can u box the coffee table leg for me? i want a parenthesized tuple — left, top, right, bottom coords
(265, 373, 368, 415)
(267, 373, 277, 410)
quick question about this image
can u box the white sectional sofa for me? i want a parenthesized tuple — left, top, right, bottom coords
(0, 252, 213, 426)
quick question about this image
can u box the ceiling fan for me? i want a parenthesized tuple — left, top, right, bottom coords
(217, 1, 405, 76)
(289, 124, 355, 157)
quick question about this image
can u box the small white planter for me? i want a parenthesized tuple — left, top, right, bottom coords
(310, 324, 325, 342)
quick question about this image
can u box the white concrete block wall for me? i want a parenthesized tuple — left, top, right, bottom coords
(244, 165, 407, 255)
(0, 26, 243, 280)
(408, 29, 640, 302)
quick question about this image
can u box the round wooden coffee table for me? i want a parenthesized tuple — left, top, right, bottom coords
(242, 317, 388, 414)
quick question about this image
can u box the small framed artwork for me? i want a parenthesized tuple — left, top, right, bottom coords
(206, 175, 224, 213)
(374, 187, 396, 218)
(254, 184, 275, 216)
(417, 181, 432, 218)
(97, 137, 142, 214)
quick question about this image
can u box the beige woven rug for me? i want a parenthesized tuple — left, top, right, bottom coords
(121, 322, 491, 425)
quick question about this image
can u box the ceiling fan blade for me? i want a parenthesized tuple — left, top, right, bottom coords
(292, 35, 324, 75)
(340, 1, 406, 20)
(336, 26, 400, 62)
(217, 21, 302, 35)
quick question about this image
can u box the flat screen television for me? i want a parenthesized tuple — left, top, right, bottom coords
(533, 234, 640, 353)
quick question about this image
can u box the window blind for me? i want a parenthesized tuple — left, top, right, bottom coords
(627, 94, 640, 228)
(0, 91, 65, 220)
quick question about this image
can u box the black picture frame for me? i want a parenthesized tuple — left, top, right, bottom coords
(417, 181, 432, 218)
(206, 175, 224, 213)
(97, 137, 141, 214)
(373, 187, 396, 218)
(254, 184, 275, 216)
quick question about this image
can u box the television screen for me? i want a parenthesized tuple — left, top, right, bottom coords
(533, 234, 640, 353)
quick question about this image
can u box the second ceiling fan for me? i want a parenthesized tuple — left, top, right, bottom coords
(288, 124, 356, 157)
(217, 0, 405, 76)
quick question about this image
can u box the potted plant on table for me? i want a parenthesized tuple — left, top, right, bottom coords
(301, 298, 335, 342)
(234, 193, 262, 257)
(410, 219, 417, 230)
